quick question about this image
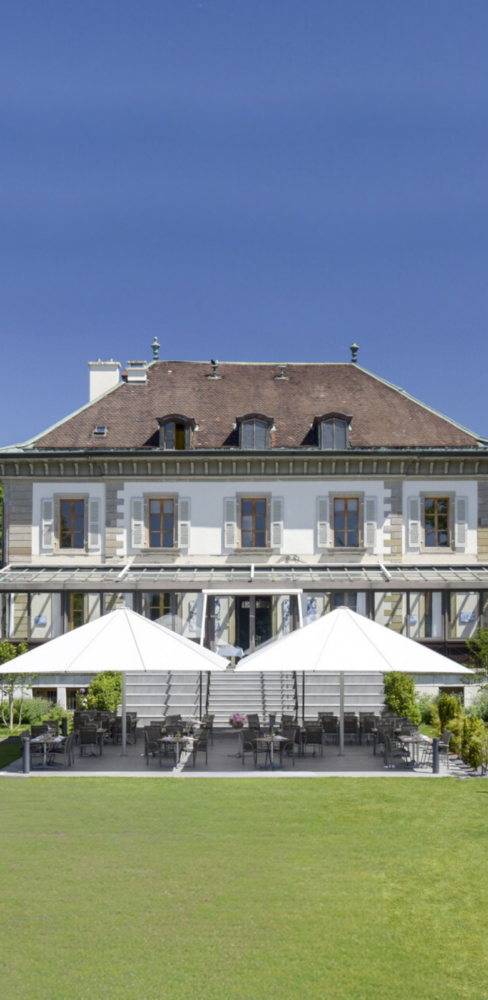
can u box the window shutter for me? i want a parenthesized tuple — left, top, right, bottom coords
(317, 496, 329, 548)
(178, 497, 191, 548)
(364, 497, 377, 549)
(271, 497, 284, 548)
(455, 496, 468, 549)
(88, 498, 101, 553)
(131, 497, 144, 549)
(41, 498, 54, 552)
(407, 496, 421, 549)
(224, 497, 237, 548)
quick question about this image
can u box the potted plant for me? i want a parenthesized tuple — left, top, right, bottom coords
(229, 713, 247, 729)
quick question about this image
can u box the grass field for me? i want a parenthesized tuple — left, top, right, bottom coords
(1, 778, 487, 1000)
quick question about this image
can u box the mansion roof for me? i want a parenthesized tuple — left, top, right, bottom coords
(19, 361, 483, 451)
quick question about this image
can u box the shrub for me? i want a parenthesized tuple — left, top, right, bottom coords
(465, 688, 488, 722)
(416, 693, 437, 725)
(383, 672, 421, 725)
(85, 672, 122, 712)
(17, 697, 52, 725)
(466, 717, 486, 771)
(437, 693, 460, 733)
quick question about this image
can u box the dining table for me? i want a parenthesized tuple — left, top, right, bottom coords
(30, 734, 65, 769)
(256, 734, 289, 770)
(159, 735, 194, 768)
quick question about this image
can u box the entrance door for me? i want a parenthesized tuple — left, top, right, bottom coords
(255, 597, 272, 647)
(236, 597, 250, 652)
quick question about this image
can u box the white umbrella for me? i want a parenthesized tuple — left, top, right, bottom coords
(4, 608, 228, 754)
(236, 607, 472, 754)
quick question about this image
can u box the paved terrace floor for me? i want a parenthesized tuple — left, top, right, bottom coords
(2, 730, 476, 777)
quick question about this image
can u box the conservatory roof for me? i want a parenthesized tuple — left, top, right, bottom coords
(1, 564, 488, 592)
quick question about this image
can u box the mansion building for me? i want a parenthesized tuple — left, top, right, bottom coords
(1, 343, 487, 720)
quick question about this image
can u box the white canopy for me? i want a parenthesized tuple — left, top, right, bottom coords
(3, 608, 227, 756)
(236, 607, 473, 676)
(5, 607, 228, 675)
(236, 607, 471, 756)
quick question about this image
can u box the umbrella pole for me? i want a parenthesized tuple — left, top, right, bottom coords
(302, 671, 305, 726)
(339, 671, 344, 756)
(122, 671, 127, 757)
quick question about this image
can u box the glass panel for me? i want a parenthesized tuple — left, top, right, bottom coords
(254, 421, 267, 449)
(242, 423, 254, 448)
(333, 591, 357, 611)
(334, 420, 347, 448)
(70, 593, 85, 630)
(237, 597, 250, 651)
(142, 592, 172, 622)
(9, 593, 29, 639)
(451, 592, 479, 639)
(29, 593, 63, 640)
(322, 421, 334, 448)
(255, 597, 272, 647)
(375, 592, 407, 634)
(164, 423, 175, 449)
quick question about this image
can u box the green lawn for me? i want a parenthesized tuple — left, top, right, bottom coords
(0, 736, 23, 768)
(0, 779, 486, 1000)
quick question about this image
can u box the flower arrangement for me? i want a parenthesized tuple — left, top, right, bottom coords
(229, 713, 247, 729)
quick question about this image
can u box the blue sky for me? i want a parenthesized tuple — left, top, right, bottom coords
(1, 0, 488, 445)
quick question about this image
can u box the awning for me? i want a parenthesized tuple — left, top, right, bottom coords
(1, 563, 488, 592)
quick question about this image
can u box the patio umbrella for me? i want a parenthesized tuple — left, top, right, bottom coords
(3, 607, 228, 754)
(235, 606, 472, 755)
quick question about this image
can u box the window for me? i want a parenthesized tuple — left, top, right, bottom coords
(32, 687, 57, 704)
(321, 418, 348, 449)
(93, 425, 107, 436)
(333, 592, 357, 611)
(425, 498, 449, 547)
(242, 420, 268, 450)
(60, 499, 84, 549)
(334, 498, 359, 547)
(241, 498, 267, 548)
(149, 499, 175, 548)
(70, 593, 85, 630)
(162, 421, 186, 450)
(143, 592, 172, 621)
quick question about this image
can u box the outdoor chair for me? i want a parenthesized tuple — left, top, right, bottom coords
(321, 715, 338, 744)
(420, 729, 452, 770)
(166, 714, 182, 725)
(30, 724, 50, 738)
(278, 727, 298, 767)
(343, 716, 359, 745)
(281, 714, 296, 727)
(192, 728, 210, 767)
(113, 716, 137, 745)
(247, 714, 263, 735)
(144, 726, 162, 765)
(48, 733, 74, 769)
(360, 716, 378, 744)
(241, 728, 269, 768)
(201, 714, 215, 744)
(79, 727, 101, 758)
(384, 732, 412, 769)
(302, 725, 324, 758)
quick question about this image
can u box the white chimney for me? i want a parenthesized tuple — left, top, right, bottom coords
(88, 359, 121, 401)
(125, 360, 148, 384)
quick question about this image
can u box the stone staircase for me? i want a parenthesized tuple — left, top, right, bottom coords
(126, 669, 385, 727)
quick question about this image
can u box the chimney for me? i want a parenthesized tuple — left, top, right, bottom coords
(125, 360, 148, 384)
(88, 360, 121, 402)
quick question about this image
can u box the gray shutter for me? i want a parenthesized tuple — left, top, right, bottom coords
(407, 496, 421, 549)
(224, 497, 237, 548)
(455, 496, 468, 549)
(364, 497, 377, 549)
(41, 498, 54, 552)
(131, 497, 144, 549)
(317, 496, 329, 548)
(88, 498, 101, 553)
(178, 497, 191, 548)
(271, 497, 284, 548)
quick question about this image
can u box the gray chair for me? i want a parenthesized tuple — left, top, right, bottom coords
(241, 728, 268, 768)
(343, 715, 359, 745)
(384, 732, 412, 769)
(321, 715, 338, 745)
(192, 728, 210, 767)
(49, 733, 74, 769)
(247, 714, 262, 736)
(278, 727, 298, 767)
(303, 725, 324, 758)
(144, 726, 162, 765)
(79, 727, 101, 758)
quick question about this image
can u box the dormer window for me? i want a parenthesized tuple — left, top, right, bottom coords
(157, 414, 195, 450)
(314, 413, 352, 450)
(93, 425, 107, 437)
(237, 413, 273, 450)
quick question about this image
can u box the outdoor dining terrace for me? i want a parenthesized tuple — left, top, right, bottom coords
(2, 709, 475, 777)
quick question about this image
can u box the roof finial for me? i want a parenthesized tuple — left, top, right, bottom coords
(151, 337, 160, 361)
(350, 342, 359, 364)
(209, 359, 220, 378)
(275, 364, 288, 380)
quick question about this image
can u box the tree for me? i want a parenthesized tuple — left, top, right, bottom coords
(466, 626, 488, 684)
(383, 671, 421, 725)
(0, 641, 30, 730)
(85, 672, 122, 712)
